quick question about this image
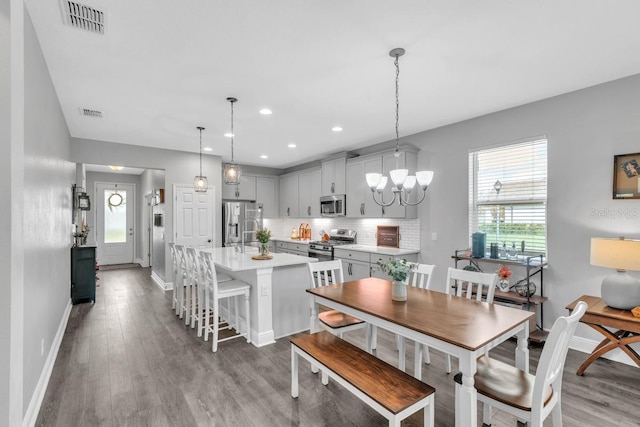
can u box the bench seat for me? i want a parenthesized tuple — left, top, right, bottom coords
(291, 331, 435, 427)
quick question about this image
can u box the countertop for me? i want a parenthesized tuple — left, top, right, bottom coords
(200, 247, 317, 271)
(271, 237, 312, 244)
(336, 244, 420, 256)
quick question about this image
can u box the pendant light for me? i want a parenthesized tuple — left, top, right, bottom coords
(366, 48, 434, 207)
(223, 97, 242, 185)
(194, 126, 208, 192)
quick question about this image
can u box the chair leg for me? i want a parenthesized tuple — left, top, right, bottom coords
(190, 285, 197, 329)
(551, 399, 563, 426)
(244, 291, 251, 343)
(482, 402, 492, 426)
(398, 337, 406, 372)
(212, 306, 219, 353)
(234, 296, 239, 332)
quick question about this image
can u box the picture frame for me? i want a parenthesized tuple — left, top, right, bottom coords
(376, 225, 400, 248)
(613, 152, 640, 199)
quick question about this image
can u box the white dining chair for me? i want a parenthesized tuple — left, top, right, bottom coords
(168, 242, 180, 312)
(398, 264, 435, 369)
(199, 251, 251, 352)
(460, 301, 587, 427)
(173, 244, 190, 322)
(184, 247, 205, 332)
(308, 260, 369, 342)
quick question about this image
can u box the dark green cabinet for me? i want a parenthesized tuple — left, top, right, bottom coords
(71, 246, 96, 304)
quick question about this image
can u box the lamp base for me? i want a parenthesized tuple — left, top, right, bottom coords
(601, 272, 640, 310)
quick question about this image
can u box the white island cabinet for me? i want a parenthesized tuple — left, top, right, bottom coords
(200, 247, 317, 347)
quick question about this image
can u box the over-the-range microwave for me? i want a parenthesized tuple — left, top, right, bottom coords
(320, 194, 346, 217)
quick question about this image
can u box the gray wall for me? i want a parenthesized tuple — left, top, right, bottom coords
(70, 139, 223, 285)
(141, 169, 165, 275)
(22, 6, 75, 421)
(413, 73, 640, 345)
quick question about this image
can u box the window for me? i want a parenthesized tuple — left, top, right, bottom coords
(104, 189, 127, 243)
(469, 137, 547, 255)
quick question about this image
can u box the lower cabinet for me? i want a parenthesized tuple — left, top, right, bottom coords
(274, 240, 309, 256)
(335, 248, 418, 281)
(71, 246, 96, 304)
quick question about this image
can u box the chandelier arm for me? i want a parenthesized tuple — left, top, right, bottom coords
(398, 188, 428, 207)
(370, 190, 397, 207)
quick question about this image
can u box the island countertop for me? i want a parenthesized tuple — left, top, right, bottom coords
(200, 247, 317, 272)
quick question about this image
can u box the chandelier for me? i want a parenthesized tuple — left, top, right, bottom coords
(365, 48, 434, 207)
(223, 97, 242, 185)
(193, 126, 208, 192)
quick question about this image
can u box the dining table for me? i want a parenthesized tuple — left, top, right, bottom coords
(307, 277, 533, 427)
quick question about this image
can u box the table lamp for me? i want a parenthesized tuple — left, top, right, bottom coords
(590, 237, 640, 310)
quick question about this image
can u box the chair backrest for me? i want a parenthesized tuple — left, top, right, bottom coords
(184, 247, 201, 286)
(445, 267, 498, 303)
(199, 251, 221, 300)
(407, 263, 435, 289)
(174, 244, 187, 284)
(168, 242, 178, 274)
(531, 301, 587, 419)
(308, 260, 344, 288)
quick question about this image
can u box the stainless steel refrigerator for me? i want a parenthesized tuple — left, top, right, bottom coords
(223, 201, 263, 249)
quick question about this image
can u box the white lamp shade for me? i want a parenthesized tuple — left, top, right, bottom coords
(389, 169, 408, 187)
(366, 173, 382, 190)
(376, 176, 388, 192)
(590, 238, 640, 271)
(416, 170, 434, 187)
(403, 175, 417, 192)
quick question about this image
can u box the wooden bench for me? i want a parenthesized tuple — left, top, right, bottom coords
(291, 331, 435, 427)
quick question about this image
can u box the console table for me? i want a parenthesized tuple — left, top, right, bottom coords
(452, 250, 548, 342)
(566, 295, 640, 375)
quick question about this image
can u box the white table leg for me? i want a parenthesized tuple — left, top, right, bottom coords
(414, 343, 423, 381)
(398, 336, 406, 372)
(515, 321, 530, 372)
(455, 351, 477, 427)
(291, 346, 299, 398)
(309, 295, 319, 374)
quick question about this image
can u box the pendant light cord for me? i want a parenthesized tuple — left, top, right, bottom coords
(199, 127, 203, 175)
(395, 53, 400, 152)
(230, 100, 235, 163)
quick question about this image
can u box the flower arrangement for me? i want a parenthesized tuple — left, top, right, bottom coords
(256, 228, 272, 244)
(496, 264, 512, 281)
(377, 259, 415, 283)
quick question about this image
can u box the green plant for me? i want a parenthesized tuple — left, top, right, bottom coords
(256, 228, 271, 244)
(377, 258, 414, 282)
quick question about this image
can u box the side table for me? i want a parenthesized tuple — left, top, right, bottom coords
(566, 295, 640, 375)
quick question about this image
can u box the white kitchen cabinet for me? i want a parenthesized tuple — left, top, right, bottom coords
(279, 174, 299, 217)
(335, 248, 418, 281)
(274, 240, 309, 256)
(321, 157, 346, 196)
(346, 155, 383, 218)
(298, 168, 321, 218)
(256, 176, 277, 218)
(222, 175, 257, 200)
(342, 259, 370, 281)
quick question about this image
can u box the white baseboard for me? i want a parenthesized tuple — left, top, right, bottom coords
(23, 299, 72, 427)
(151, 270, 170, 291)
(569, 335, 636, 367)
(135, 257, 148, 267)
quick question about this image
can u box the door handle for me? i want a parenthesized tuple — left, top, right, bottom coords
(207, 239, 212, 243)
(307, 206, 311, 216)
(331, 182, 335, 193)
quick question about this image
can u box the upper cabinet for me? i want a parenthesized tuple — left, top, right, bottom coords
(222, 175, 257, 201)
(298, 168, 321, 218)
(279, 174, 299, 218)
(321, 157, 347, 196)
(256, 176, 277, 218)
(346, 156, 382, 218)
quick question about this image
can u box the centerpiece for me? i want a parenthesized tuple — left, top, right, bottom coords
(377, 258, 415, 301)
(255, 228, 272, 259)
(496, 264, 512, 292)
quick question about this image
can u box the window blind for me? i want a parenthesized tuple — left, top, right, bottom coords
(468, 138, 548, 254)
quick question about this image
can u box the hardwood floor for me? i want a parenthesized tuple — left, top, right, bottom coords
(36, 266, 639, 426)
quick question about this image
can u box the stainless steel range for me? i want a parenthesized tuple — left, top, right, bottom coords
(308, 229, 356, 261)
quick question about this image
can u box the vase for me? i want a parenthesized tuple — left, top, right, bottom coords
(260, 242, 269, 258)
(391, 280, 407, 302)
(498, 279, 510, 292)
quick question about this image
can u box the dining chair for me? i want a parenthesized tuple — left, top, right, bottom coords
(307, 260, 369, 343)
(185, 247, 206, 332)
(168, 242, 179, 311)
(173, 244, 190, 322)
(398, 264, 436, 368)
(459, 301, 587, 427)
(437, 267, 498, 374)
(199, 251, 251, 352)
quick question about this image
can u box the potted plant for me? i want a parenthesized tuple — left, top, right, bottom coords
(256, 228, 272, 258)
(496, 264, 512, 292)
(377, 258, 415, 301)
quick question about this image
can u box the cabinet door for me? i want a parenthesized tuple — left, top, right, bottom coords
(346, 157, 383, 218)
(222, 175, 257, 200)
(341, 259, 370, 280)
(279, 175, 299, 217)
(298, 169, 321, 217)
(256, 176, 277, 218)
(321, 158, 346, 195)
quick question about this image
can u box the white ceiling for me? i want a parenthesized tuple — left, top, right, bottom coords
(25, 0, 640, 169)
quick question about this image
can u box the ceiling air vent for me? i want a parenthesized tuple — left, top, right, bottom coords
(60, 0, 106, 35)
(80, 108, 103, 118)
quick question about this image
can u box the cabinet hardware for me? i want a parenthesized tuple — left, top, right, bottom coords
(360, 203, 364, 215)
(307, 206, 311, 216)
(331, 182, 335, 193)
(287, 207, 290, 216)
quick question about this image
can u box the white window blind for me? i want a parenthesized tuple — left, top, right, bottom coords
(469, 138, 547, 254)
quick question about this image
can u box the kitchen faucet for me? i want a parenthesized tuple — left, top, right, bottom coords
(241, 218, 261, 254)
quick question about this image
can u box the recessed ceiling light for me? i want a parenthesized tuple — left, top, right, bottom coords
(332, 126, 343, 132)
(260, 155, 268, 159)
(288, 143, 297, 148)
(203, 147, 213, 152)
(259, 108, 272, 115)
(224, 132, 234, 138)
(109, 165, 124, 171)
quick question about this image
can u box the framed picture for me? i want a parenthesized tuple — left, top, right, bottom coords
(613, 153, 640, 199)
(377, 225, 400, 248)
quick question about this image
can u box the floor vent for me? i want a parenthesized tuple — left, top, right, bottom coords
(60, 0, 106, 35)
(80, 108, 103, 118)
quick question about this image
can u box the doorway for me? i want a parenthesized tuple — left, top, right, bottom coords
(174, 184, 215, 248)
(95, 182, 136, 265)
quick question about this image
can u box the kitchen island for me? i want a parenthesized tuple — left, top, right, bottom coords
(200, 247, 317, 347)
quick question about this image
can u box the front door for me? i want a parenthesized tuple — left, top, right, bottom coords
(96, 182, 135, 265)
(174, 184, 215, 248)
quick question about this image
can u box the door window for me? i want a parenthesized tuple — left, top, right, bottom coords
(104, 189, 127, 243)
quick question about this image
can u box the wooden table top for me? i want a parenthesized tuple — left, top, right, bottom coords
(307, 277, 534, 351)
(566, 295, 640, 332)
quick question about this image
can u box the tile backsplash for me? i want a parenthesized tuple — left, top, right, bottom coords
(263, 217, 420, 249)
